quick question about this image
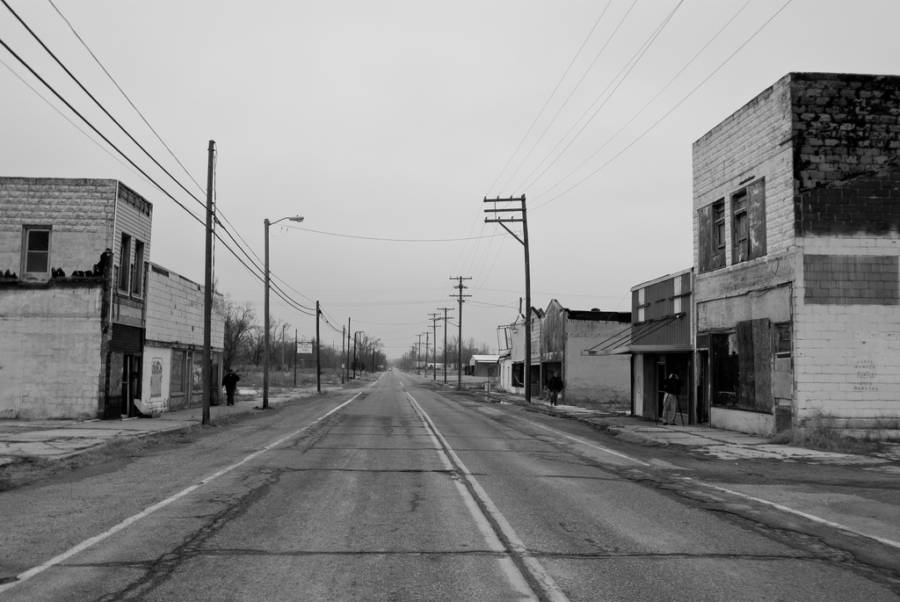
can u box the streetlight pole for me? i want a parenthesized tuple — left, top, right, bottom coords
(263, 214, 304, 409)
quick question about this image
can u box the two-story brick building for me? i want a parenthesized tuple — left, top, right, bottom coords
(0, 178, 151, 419)
(0, 177, 222, 420)
(693, 72, 900, 437)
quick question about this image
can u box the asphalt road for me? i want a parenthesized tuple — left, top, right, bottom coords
(1, 371, 898, 601)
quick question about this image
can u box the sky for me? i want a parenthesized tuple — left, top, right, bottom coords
(2, 0, 899, 359)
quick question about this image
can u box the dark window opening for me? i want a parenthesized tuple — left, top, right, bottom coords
(710, 332, 739, 408)
(512, 362, 524, 387)
(713, 199, 725, 249)
(118, 233, 131, 291)
(171, 350, 185, 394)
(22, 226, 51, 276)
(131, 239, 145, 296)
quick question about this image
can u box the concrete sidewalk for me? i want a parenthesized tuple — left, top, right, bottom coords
(453, 381, 900, 468)
(0, 386, 319, 467)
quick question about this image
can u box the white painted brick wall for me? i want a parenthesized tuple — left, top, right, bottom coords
(692, 75, 796, 278)
(0, 286, 104, 419)
(793, 235, 900, 423)
(145, 265, 224, 349)
(564, 322, 631, 407)
(0, 178, 117, 277)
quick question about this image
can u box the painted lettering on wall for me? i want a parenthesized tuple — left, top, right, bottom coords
(852, 359, 879, 392)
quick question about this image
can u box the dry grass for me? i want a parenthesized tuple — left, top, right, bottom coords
(769, 417, 888, 455)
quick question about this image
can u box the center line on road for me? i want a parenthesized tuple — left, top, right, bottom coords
(407, 392, 570, 602)
(0, 391, 364, 595)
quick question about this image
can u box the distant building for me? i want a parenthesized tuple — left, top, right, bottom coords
(542, 299, 631, 409)
(693, 72, 900, 437)
(468, 354, 500, 378)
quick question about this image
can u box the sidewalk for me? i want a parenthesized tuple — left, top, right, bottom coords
(461, 382, 900, 468)
(0, 387, 318, 467)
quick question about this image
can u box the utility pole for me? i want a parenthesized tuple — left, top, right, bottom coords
(341, 325, 346, 384)
(353, 331, 358, 379)
(428, 312, 440, 380)
(437, 307, 453, 384)
(424, 331, 430, 376)
(416, 333, 424, 375)
(484, 195, 532, 403)
(293, 328, 298, 386)
(202, 140, 215, 426)
(316, 301, 321, 394)
(450, 276, 472, 390)
(346, 317, 351, 382)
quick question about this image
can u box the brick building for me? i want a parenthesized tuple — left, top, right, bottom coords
(141, 263, 224, 415)
(692, 73, 900, 437)
(541, 299, 631, 409)
(0, 178, 151, 419)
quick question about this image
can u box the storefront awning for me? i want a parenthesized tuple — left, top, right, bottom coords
(582, 314, 684, 356)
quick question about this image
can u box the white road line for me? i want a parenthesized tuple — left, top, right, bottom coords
(521, 417, 651, 467)
(682, 478, 900, 551)
(407, 392, 569, 602)
(0, 392, 363, 595)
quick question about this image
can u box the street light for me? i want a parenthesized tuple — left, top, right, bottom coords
(264, 214, 304, 409)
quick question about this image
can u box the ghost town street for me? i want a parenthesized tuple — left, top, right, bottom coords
(0, 371, 898, 601)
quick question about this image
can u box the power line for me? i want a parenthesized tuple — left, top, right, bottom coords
(486, 0, 613, 194)
(0, 31, 315, 321)
(286, 225, 503, 243)
(498, 0, 639, 192)
(518, 0, 683, 192)
(533, 0, 795, 210)
(1, 0, 206, 214)
(46, 0, 207, 197)
(534, 0, 752, 201)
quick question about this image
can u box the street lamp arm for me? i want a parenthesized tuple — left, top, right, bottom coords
(268, 215, 304, 228)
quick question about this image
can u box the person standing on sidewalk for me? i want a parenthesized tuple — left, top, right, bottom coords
(661, 372, 681, 424)
(222, 369, 240, 406)
(547, 372, 564, 407)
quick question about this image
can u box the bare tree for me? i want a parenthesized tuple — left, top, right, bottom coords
(223, 298, 255, 370)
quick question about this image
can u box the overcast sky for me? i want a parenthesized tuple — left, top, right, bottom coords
(2, 0, 899, 358)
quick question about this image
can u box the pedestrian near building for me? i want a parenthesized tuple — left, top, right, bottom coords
(222, 369, 240, 406)
(661, 372, 681, 425)
(547, 372, 564, 407)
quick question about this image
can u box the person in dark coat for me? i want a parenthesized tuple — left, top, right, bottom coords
(661, 372, 681, 424)
(222, 369, 240, 405)
(547, 372, 564, 407)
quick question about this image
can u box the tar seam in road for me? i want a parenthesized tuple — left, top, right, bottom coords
(406, 390, 570, 602)
(0, 391, 364, 595)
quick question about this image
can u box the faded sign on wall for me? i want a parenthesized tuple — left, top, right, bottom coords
(150, 358, 163, 397)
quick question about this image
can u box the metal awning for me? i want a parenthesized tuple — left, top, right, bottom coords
(582, 314, 685, 356)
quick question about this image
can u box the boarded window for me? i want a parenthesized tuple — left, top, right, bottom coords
(22, 226, 51, 277)
(711, 319, 773, 413)
(698, 200, 726, 273)
(732, 179, 767, 265)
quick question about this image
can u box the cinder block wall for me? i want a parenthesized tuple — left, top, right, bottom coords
(0, 178, 117, 276)
(0, 286, 104, 419)
(565, 320, 631, 409)
(145, 265, 225, 348)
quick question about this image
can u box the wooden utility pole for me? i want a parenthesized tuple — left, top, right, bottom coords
(346, 317, 351, 382)
(293, 328, 298, 386)
(353, 331, 358, 378)
(341, 325, 346, 384)
(437, 307, 453, 384)
(428, 312, 440, 380)
(450, 276, 472, 389)
(316, 301, 321, 393)
(202, 140, 215, 426)
(416, 333, 424, 375)
(484, 195, 532, 402)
